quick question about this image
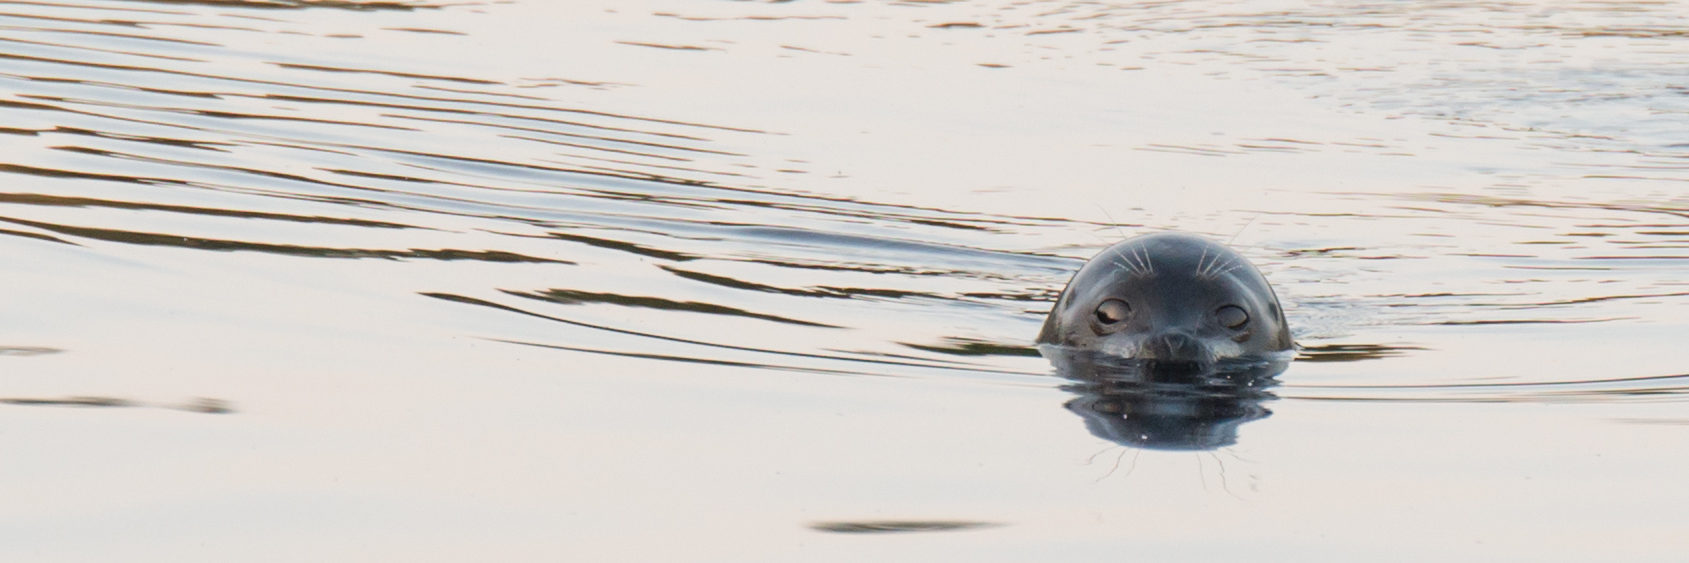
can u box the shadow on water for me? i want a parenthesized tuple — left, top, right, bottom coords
(809, 520, 1002, 534)
(0, 345, 63, 356)
(1042, 347, 1286, 451)
(0, 395, 234, 414)
(114, 1, 437, 10)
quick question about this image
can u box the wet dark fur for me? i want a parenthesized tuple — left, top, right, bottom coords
(1038, 232, 1293, 365)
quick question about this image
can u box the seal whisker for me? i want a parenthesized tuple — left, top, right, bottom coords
(1195, 452, 1209, 492)
(1132, 244, 1155, 277)
(1117, 245, 1148, 278)
(1212, 258, 1243, 279)
(1202, 251, 1219, 279)
(1211, 451, 1245, 501)
(1095, 447, 1144, 482)
(1091, 204, 1132, 242)
(1095, 449, 1124, 482)
(1085, 444, 1122, 465)
(1110, 257, 1137, 277)
(1209, 256, 1236, 277)
(1107, 246, 1141, 277)
(1202, 256, 1238, 280)
(1227, 213, 1261, 245)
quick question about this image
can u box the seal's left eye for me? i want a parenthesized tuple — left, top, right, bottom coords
(1094, 299, 1131, 325)
(1216, 305, 1249, 329)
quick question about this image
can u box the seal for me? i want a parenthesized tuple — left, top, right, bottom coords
(1037, 232, 1293, 366)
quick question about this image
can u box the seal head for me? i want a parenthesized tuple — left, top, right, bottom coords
(1037, 232, 1292, 367)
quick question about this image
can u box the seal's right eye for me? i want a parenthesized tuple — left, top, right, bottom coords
(1094, 299, 1131, 325)
(1216, 305, 1249, 329)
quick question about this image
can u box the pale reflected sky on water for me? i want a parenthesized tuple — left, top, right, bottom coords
(1, 0, 1688, 560)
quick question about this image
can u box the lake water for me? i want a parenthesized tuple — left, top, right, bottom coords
(3, 0, 1688, 560)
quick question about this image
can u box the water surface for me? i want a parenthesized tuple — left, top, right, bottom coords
(3, 0, 1687, 560)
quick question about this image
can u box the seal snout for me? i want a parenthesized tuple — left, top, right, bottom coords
(1139, 330, 1214, 365)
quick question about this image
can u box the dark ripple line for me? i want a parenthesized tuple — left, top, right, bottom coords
(0, 46, 764, 135)
(506, 288, 843, 328)
(0, 93, 230, 137)
(0, 191, 422, 229)
(660, 265, 940, 300)
(539, 152, 754, 180)
(499, 133, 695, 163)
(3, 1, 186, 15)
(85, 0, 433, 12)
(545, 231, 698, 261)
(1283, 387, 1689, 404)
(0, 214, 573, 263)
(25, 144, 692, 240)
(1280, 394, 1678, 404)
(386, 112, 737, 156)
(1, 161, 166, 184)
(22, 93, 421, 131)
(0, 226, 73, 244)
(270, 61, 497, 85)
(494, 125, 742, 157)
(24, 145, 439, 201)
(415, 83, 549, 101)
(423, 292, 1039, 376)
(1290, 371, 1689, 391)
(4, 145, 600, 230)
(493, 339, 881, 378)
(267, 93, 719, 141)
(1424, 193, 1689, 220)
(0, 9, 262, 32)
(1427, 317, 1636, 326)
(0, 23, 222, 46)
(47, 124, 231, 150)
(8, 88, 1056, 237)
(1461, 291, 1689, 310)
(0, 32, 208, 61)
(8, 61, 717, 144)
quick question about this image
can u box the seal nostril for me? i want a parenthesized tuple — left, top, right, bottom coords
(1143, 331, 1210, 364)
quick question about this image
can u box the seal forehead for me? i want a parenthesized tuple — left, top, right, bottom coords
(1085, 232, 1253, 282)
(1087, 238, 1162, 281)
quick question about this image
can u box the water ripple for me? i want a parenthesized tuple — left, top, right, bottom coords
(1288, 372, 1689, 404)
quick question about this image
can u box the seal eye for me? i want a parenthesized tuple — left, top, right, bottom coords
(1216, 305, 1249, 330)
(1094, 299, 1131, 325)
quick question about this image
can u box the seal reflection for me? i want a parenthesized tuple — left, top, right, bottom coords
(1043, 347, 1286, 451)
